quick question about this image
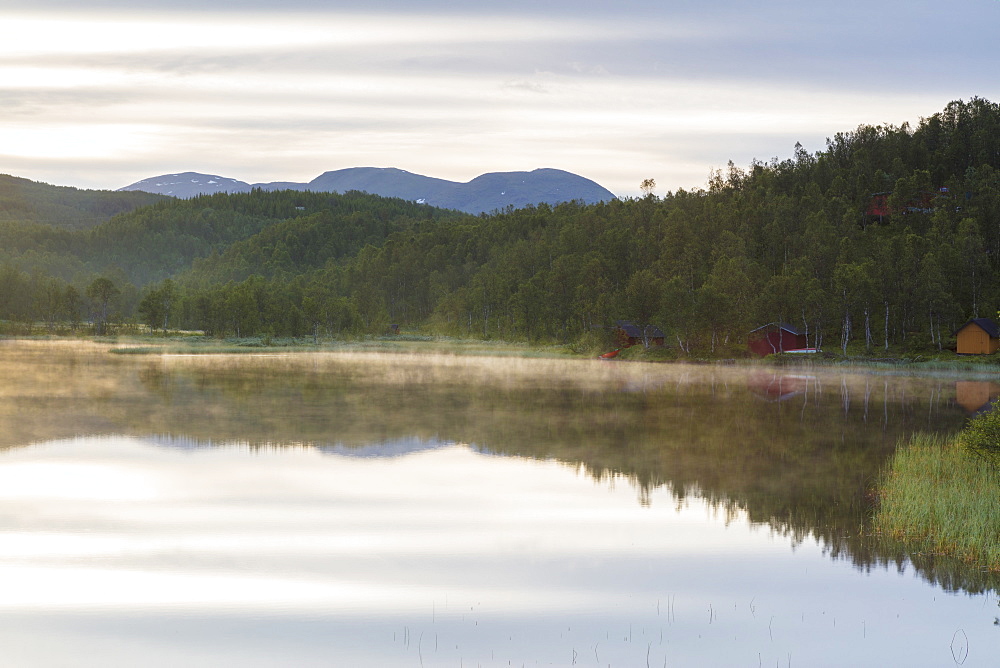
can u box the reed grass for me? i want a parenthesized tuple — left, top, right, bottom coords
(875, 432, 1000, 568)
(108, 346, 161, 355)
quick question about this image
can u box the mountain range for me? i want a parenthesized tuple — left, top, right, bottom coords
(118, 167, 617, 214)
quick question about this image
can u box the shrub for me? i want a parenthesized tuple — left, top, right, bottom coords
(959, 402, 1000, 467)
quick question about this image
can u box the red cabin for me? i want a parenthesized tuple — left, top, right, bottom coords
(867, 192, 891, 218)
(747, 323, 808, 356)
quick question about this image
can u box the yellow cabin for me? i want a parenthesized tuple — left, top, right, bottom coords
(954, 318, 1000, 355)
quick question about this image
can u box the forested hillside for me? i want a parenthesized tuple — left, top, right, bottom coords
(0, 174, 165, 230)
(4, 98, 1000, 356)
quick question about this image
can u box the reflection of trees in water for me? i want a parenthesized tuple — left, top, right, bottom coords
(866, 540, 1000, 596)
(0, 342, 149, 449)
(126, 361, 995, 591)
(1, 344, 992, 593)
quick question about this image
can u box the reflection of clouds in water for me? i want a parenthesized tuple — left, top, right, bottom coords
(0, 435, 997, 667)
(0, 462, 154, 501)
(0, 437, 733, 613)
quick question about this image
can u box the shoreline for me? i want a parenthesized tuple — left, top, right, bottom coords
(7, 332, 1000, 373)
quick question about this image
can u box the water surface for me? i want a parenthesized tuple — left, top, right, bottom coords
(0, 341, 997, 666)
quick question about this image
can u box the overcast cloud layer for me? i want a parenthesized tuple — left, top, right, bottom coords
(2, 1, 998, 196)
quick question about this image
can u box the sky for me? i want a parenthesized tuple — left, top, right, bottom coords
(2, 1, 999, 198)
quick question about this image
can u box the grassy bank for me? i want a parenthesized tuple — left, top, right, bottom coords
(875, 431, 1000, 569)
(91, 333, 579, 359)
(14, 325, 1000, 374)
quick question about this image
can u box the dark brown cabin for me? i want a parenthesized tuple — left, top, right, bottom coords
(645, 325, 665, 347)
(614, 321, 643, 348)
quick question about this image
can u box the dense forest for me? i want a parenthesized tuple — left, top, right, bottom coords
(4, 97, 1000, 355)
(0, 174, 165, 231)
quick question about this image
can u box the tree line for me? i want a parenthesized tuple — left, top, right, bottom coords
(3, 98, 1000, 354)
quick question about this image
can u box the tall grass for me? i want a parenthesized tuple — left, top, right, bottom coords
(875, 432, 1000, 568)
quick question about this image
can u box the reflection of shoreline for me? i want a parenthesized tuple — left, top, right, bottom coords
(2, 340, 988, 594)
(147, 434, 459, 458)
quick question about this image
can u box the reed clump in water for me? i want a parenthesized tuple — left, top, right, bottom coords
(875, 428, 1000, 568)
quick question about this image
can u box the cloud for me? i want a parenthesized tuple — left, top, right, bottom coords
(502, 80, 551, 94)
(1, 2, 998, 195)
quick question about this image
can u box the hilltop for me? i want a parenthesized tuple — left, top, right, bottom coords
(0, 174, 166, 231)
(118, 167, 617, 214)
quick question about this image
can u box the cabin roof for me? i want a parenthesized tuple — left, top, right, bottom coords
(748, 322, 804, 336)
(615, 320, 643, 337)
(954, 317, 1000, 339)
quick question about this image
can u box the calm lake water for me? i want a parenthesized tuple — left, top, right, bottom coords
(1, 340, 999, 666)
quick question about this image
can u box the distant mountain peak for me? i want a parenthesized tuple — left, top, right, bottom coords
(119, 167, 616, 213)
(123, 172, 251, 197)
